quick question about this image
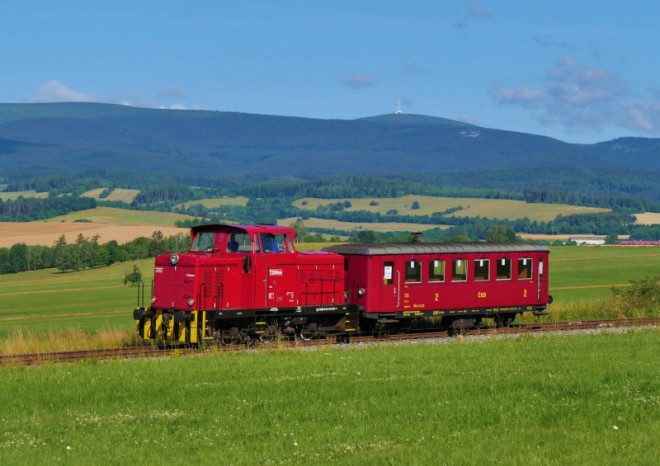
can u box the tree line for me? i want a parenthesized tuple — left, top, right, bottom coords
(0, 196, 96, 221)
(0, 231, 190, 275)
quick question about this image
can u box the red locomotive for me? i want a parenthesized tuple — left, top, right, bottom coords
(133, 224, 551, 343)
(133, 224, 354, 344)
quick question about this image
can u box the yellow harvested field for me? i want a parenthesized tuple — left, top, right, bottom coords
(48, 207, 192, 226)
(176, 197, 249, 209)
(278, 217, 448, 232)
(0, 190, 49, 200)
(293, 195, 611, 222)
(81, 188, 140, 203)
(0, 222, 188, 247)
(0, 207, 192, 247)
(635, 212, 660, 225)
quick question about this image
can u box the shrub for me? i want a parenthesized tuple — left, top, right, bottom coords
(611, 274, 659, 317)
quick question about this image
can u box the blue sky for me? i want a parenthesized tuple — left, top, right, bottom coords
(2, 1, 660, 143)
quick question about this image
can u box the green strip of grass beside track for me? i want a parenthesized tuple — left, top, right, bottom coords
(0, 330, 658, 464)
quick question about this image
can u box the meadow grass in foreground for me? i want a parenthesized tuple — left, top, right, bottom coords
(0, 329, 658, 465)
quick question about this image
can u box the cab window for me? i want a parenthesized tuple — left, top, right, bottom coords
(191, 232, 217, 251)
(258, 233, 292, 253)
(226, 233, 252, 252)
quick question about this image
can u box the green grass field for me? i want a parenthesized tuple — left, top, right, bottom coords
(293, 195, 611, 222)
(1, 330, 658, 464)
(548, 246, 660, 303)
(0, 259, 153, 341)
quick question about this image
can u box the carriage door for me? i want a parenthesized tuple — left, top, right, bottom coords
(537, 257, 545, 300)
(380, 260, 401, 311)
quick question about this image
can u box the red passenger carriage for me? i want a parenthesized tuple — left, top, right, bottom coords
(324, 242, 550, 333)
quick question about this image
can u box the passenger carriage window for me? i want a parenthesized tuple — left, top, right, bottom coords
(428, 259, 445, 282)
(518, 258, 533, 280)
(496, 258, 512, 280)
(405, 260, 421, 283)
(451, 259, 467, 282)
(474, 259, 490, 281)
(383, 261, 394, 285)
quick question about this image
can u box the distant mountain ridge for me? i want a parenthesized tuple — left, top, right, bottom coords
(0, 102, 658, 190)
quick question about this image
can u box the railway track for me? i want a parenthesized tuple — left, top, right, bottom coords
(1, 317, 658, 367)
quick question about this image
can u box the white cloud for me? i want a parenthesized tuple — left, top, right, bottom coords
(343, 74, 376, 90)
(29, 81, 196, 110)
(33, 80, 94, 103)
(493, 56, 660, 136)
(494, 84, 545, 106)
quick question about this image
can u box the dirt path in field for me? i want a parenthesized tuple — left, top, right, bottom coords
(0, 222, 187, 247)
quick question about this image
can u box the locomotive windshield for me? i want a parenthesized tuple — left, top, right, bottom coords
(191, 231, 217, 252)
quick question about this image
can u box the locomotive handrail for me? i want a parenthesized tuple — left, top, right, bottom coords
(136, 280, 145, 308)
(396, 271, 401, 308)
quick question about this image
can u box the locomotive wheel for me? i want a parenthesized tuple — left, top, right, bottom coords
(220, 327, 242, 346)
(259, 324, 280, 342)
(297, 323, 318, 341)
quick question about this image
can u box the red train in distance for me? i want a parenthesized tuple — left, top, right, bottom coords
(133, 223, 551, 344)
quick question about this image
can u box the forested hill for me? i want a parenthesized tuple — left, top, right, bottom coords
(0, 102, 658, 202)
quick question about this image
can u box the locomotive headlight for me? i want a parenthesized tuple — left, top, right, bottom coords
(358, 287, 366, 296)
(169, 253, 179, 265)
(151, 297, 157, 304)
(187, 298, 195, 307)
